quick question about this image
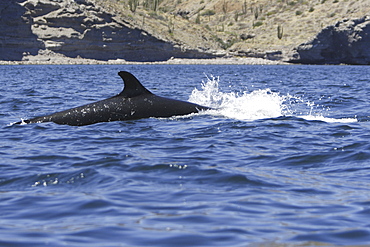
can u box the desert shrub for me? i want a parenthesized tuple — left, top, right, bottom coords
(253, 21, 263, 27)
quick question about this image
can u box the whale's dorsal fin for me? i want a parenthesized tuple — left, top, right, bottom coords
(117, 71, 153, 98)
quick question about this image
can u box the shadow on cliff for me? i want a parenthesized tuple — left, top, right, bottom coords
(290, 17, 370, 65)
(51, 26, 215, 62)
(0, 0, 43, 61)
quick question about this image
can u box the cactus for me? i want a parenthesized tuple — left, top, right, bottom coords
(277, 25, 283, 39)
(254, 7, 259, 20)
(234, 12, 239, 22)
(222, 0, 228, 14)
(195, 14, 201, 24)
(143, 0, 160, 11)
(242, 0, 247, 15)
(168, 18, 174, 34)
(153, 0, 158, 11)
(128, 0, 138, 12)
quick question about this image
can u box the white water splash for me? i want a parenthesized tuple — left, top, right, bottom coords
(299, 115, 357, 123)
(189, 75, 357, 123)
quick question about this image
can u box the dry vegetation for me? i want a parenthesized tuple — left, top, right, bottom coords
(93, 0, 370, 57)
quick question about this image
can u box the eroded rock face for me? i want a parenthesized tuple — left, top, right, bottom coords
(1, 0, 214, 61)
(291, 16, 370, 65)
(0, 0, 44, 60)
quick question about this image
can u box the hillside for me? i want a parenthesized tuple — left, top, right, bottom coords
(1, 0, 369, 64)
(93, 0, 370, 61)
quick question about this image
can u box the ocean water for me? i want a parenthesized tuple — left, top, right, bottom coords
(1, 64, 370, 246)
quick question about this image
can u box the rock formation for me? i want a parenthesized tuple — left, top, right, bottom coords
(0, 0, 216, 62)
(291, 16, 370, 65)
(0, 0, 44, 60)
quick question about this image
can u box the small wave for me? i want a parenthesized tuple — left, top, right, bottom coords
(189, 75, 357, 123)
(299, 115, 357, 123)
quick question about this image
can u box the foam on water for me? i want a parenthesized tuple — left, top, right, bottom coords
(189, 75, 357, 123)
(298, 115, 357, 123)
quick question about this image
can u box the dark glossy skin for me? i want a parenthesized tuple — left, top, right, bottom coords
(17, 71, 210, 126)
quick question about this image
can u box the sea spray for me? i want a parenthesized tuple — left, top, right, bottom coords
(189, 74, 357, 123)
(189, 74, 285, 120)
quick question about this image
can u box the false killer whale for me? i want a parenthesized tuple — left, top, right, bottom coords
(16, 71, 210, 126)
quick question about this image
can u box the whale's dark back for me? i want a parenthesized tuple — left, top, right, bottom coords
(17, 71, 210, 126)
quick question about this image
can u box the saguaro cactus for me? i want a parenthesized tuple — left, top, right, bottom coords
(128, 0, 139, 12)
(277, 25, 283, 39)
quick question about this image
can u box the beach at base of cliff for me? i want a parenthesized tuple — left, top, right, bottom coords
(0, 56, 287, 66)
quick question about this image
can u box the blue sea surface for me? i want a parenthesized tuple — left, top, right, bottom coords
(1, 64, 370, 246)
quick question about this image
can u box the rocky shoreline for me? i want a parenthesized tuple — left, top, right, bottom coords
(0, 55, 287, 65)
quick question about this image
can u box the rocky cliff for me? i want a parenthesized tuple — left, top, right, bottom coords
(0, 0, 217, 62)
(0, 0, 43, 60)
(291, 16, 370, 65)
